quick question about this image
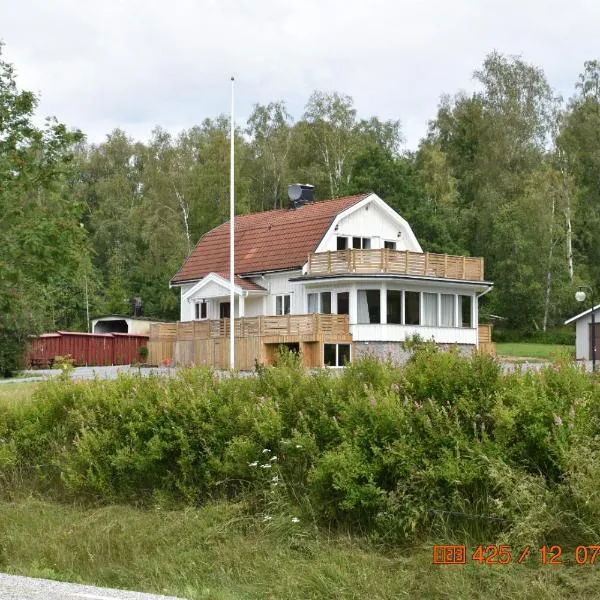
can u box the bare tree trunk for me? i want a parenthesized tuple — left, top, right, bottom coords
(171, 182, 191, 255)
(543, 191, 557, 332)
(564, 177, 574, 281)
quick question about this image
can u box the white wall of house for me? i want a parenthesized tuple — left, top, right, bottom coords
(248, 270, 303, 315)
(317, 198, 422, 253)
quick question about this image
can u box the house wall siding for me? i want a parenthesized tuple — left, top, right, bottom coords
(318, 201, 421, 252)
(574, 311, 600, 360)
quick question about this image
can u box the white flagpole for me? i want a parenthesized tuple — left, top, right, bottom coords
(229, 76, 235, 370)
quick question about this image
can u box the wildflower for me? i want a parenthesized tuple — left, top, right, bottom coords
(269, 456, 278, 462)
(291, 517, 300, 523)
(260, 463, 272, 469)
(295, 444, 303, 449)
(262, 448, 271, 454)
(248, 461, 258, 467)
(263, 515, 273, 522)
(271, 475, 279, 482)
(553, 414, 563, 426)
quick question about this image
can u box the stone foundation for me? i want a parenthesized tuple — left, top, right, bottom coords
(353, 341, 476, 365)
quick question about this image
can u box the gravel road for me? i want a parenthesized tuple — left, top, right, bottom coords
(0, 573, 185, 600)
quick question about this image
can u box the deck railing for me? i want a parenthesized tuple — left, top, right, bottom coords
(307, 249, 485, 281)
(150, 314, 350, 342)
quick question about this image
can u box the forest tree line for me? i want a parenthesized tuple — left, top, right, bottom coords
(2, 45, 600, 371)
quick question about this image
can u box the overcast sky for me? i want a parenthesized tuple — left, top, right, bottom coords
(3, 0, 599, 150)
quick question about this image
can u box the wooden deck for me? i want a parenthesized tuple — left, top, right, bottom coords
(307, 249, 485, 281)
(148, 315, 351, 369)
(478, 323, 496, 355)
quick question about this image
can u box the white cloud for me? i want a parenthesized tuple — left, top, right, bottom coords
(2, 0, 599, 149)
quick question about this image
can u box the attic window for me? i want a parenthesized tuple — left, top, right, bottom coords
(337, 236, 348, 250)
(352, 237, 371, 250)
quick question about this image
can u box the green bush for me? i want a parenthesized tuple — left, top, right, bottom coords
(2, 348, 600, 546)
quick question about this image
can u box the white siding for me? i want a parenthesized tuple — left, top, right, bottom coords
(573, 310, 600, 360)
(318, 200, 421, 253)
(259, 270, 303, 314)
(351, 324, 477, 345)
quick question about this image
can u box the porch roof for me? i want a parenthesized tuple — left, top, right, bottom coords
(182, 272, 267, 302)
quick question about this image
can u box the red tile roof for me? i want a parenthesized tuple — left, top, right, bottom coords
(171, 194, 368, 284)
(217, 274, 267, 292)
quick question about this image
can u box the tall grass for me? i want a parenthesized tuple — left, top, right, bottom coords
(1, 346, 600, 548)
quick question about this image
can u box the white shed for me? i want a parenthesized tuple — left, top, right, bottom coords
(564, 305, 600, 361)
(91, 315, 164, 335)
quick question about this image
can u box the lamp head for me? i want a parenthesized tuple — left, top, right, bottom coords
(576, 290, 587, 303)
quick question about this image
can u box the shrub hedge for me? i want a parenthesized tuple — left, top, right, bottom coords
(1, 347, 600, 546)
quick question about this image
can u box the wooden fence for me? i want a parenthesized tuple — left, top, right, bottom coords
(307, 249, 485, 281)
(148, 315, 352, 369)
(478, 324, 496, 355)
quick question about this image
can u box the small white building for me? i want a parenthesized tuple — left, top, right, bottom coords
(564, 305, 600, 361)
(91, 315, 163, 335)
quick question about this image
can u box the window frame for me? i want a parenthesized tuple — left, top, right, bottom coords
(323, 343, 352, 367)
(275, 294, 291, 316)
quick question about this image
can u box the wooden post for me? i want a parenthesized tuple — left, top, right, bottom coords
(424, 252, 429, 276)
(462, 256, 466, 279)
(327, 251, 332, 273)
(444, 254, 448, 278)
(380, 248, 385, 272)
(405, 249, 409, 274)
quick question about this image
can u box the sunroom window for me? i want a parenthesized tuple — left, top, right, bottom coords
(357, 289, 380, 323)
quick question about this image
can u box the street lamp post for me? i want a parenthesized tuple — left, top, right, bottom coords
(576, 286, 596, 373)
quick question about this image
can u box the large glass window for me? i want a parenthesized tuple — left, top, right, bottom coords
(441, 294, 455, 327)
(387, 290, 402, 324)
(423, 293, 438, 326)
(195, 302, 207, 320)
(307, 293, 318, 313)
(357, 289, 380, 323)
(337, 236, 348, 250)
(276, 295, 291, 315)
(324, 343, 351, 367)
(405, 291, 420, 325)
(460, 295, 473, 327)
(219, 302, 230, 319)
(337, 292, 349, 315)
(321, 292, 332, 314)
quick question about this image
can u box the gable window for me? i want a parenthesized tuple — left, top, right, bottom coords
(219, 302, 231, 319)
(384, 241, 396, 250)
(276, 294, 291, 315)
(195, 301, 208, 320)
(336, 236, 348, 250)
(405, 291, 420, 325)
(324, 343, 351, 367)
(352, 237, 371, 250)
(460, 295, 473, 327)
(357, 289, 381, 323)
(387, 290, 402, 324)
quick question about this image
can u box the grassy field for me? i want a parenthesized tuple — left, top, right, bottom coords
(495, 343, 575, 360)
(0, 498, 599, 600)
(0, 382, 39, 409)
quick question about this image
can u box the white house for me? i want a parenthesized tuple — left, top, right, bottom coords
(564, 305, 600, 362)
(163, 188, 493, 368)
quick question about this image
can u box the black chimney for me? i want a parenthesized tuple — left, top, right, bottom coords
(288, 183, 314, 209)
